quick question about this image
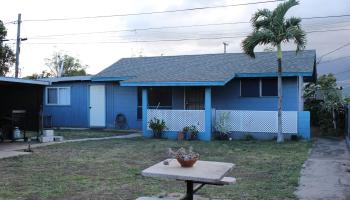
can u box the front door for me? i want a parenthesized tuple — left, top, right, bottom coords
(89, 85, 106, 127)
(185, 87, 204, 110)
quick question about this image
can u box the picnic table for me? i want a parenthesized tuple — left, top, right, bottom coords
(141, 159, 235, 200)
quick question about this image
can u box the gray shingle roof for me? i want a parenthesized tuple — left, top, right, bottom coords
(39, 76, 92, 83)
(96, 50, 316, 86)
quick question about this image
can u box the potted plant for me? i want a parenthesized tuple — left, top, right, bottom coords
(178, 129, 185, 141)
(148, 117, 167, 138)
(187, 125, 199, 140)
(178, 126, 189, 140)
(168, 147, 199, 167)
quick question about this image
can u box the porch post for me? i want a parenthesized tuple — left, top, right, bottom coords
(298, 76, 304, 111)
(204, 87, 212, 141)
(142, 88, 150, 137)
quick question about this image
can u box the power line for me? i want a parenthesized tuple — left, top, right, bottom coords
(26, 14, 350, 39)
(318, 56, 350, 64)
(26, 24, 350, 41)
(22, 0, 281, 22)
(317, 41, 350, 63)
(22, 27, 350, 45)
(28, 22, 251, 38)
(23, 35, 247, 45)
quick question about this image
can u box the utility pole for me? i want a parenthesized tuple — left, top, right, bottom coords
(223, 42, 229, 53)
(15, 13, 21, 78)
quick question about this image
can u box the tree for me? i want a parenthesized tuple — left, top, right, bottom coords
(241, 0, 306, 143)
(25, 70, 52, 80)
(304, 74, 347, 136)
(45, 52, 87, 77)
(0, 20, 15, 76)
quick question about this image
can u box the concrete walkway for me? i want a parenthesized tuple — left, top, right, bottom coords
(0, 133, 141, 159)
(296, 138, 350, 200)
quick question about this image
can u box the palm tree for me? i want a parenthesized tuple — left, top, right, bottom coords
(241, 0, 306, 143)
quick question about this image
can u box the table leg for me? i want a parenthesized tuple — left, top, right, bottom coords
(183, 180, 194, 200)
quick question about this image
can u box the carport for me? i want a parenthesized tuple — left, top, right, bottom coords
(0, 77, 49, 141)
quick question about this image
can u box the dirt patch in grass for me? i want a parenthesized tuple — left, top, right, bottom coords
(0, 138, 311, 200)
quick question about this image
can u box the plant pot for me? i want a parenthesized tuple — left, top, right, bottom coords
(189, 134, 197, 141)
(178, 131, 185, 140)
(176, 157, 199, 167)
(153, 131, 162, 139)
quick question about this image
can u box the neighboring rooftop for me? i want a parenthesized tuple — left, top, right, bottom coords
(96, 50, 316, 86)
(40, 75, 92, 83)
(0, 77, 49, 85)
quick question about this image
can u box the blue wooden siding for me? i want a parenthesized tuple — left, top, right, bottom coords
(43, 82, 89, 127)
(212, 77, 298, 111)
(105, 83, 141, 129)
(169, 77, 299, 111)
(43, 82, 141, 129)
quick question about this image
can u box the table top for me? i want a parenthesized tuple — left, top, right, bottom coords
(142, 159, 234, 184)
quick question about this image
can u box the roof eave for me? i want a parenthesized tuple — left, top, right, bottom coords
(120, 81, 227, 87)
(0, 77, 50, 85)
(235, 72, 313, 78)
(91, 76, 133, 82)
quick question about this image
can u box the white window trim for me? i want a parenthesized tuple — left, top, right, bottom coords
(46, 87, 71, 106)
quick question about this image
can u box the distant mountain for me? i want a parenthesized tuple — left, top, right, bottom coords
(317, 57, 350, 96)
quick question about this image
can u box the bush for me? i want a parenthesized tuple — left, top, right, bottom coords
(148, 118, 167, 138)
(182, 125, 199, 140)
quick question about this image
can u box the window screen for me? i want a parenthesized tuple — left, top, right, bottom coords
(240, 79, 260, 97)
(46, 87, 70, 105)
(148, 87, 172, 107)
(136, 87, 172, 119)
(261, 78, 278, 96)
(47, 88, 58, 104)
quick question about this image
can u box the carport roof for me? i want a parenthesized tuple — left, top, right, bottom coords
(0, 77, 49, 85)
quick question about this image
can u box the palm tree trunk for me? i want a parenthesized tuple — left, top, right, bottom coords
(277, 44, 284, 143)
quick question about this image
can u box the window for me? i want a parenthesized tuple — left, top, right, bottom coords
(261, 78, 278, 96)
(137, 87, 173, 119)
(46, 87, 71, 105)
(148, 87, 172, 108)
(240, 78, 260, 97)
(185, 87, 204, 110)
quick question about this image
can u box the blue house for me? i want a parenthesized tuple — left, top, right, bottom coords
(42, 50, 316, 140)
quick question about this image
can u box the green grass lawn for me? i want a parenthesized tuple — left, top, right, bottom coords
(0, 138, 311, 200)
(53, 129, 139, 140)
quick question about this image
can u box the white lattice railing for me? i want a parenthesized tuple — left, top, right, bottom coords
(147, 109, 205, 132)
(215, 110, 298, 133)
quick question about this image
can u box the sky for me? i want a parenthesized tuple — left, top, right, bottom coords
(0, 0, 350, 77)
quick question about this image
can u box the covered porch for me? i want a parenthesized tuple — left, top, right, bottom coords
(139, 80, 310, 141)
(141, 86, 212, 141)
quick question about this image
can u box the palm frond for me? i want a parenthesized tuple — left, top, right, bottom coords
(285, 26, 307, 51)
(251, 9, 272, 31)
(241, 29, 276, 58)
(272, 0, 299, 24)
(251, 9, 272, 23)
(285, 17, 302, 29)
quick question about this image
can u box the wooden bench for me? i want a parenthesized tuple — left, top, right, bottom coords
(137, 177, 236, 200)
